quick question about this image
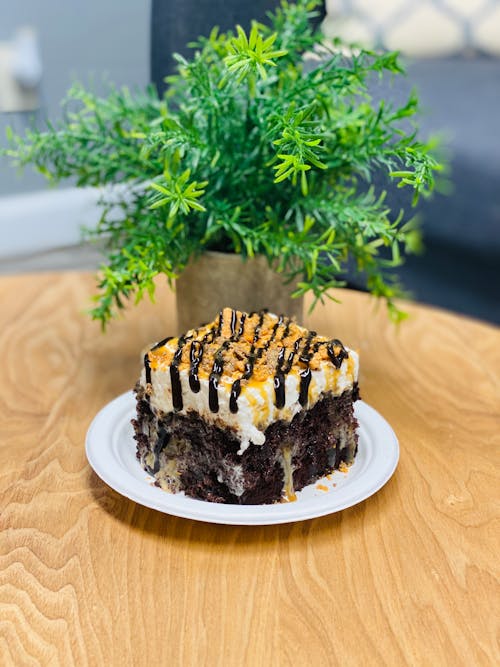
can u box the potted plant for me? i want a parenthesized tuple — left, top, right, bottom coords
(5, 0, 441, 332)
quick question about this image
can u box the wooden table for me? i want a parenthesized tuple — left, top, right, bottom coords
(1, 272, 499, 666)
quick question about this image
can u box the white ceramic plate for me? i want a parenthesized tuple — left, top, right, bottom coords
(86, 392, 399, 525)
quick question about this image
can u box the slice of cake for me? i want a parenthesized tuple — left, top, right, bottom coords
(132, 308, 359, 504)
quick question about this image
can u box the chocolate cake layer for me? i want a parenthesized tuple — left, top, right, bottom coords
(133, 383, 359, 505)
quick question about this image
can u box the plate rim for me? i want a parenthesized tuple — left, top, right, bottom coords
(86, 391, 399, 525)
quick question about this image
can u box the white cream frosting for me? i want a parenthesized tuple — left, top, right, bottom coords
(140, 348, 358, 455)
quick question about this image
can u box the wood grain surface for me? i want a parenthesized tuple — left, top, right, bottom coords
(0, 272, 499, 666)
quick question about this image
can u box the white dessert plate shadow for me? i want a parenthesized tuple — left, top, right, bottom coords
(86, 392, 399, 526)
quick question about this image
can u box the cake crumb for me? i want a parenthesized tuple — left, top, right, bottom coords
(339, 461, 349, 473)
(316, 484, 329, 492)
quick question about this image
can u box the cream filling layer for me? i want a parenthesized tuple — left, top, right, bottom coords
(141, 349, 358, 455)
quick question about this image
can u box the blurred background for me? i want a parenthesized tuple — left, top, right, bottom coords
(1, 0, 499, 323)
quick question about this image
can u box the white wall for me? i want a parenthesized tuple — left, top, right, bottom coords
(0, 0, 150, 196)
(0, 187, 101, 257)
(0, 0, 149, 268)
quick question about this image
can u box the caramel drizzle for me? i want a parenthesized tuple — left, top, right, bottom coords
(151, 336, 173, 351)
(144, 310, 350, 416)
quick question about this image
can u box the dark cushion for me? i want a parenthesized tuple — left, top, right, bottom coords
(151, 0, 324, 92)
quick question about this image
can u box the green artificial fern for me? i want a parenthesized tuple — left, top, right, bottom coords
(5, 0, 442, 327)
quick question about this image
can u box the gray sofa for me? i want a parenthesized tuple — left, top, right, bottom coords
(386, 56, 500, 324)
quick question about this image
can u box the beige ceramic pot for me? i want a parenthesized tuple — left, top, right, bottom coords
(175, 251, 304, 333)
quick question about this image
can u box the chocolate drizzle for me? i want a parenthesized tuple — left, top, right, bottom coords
(146, 309, 352, 417)
(327, 339, 348, 369)
(209, 310, 248, 413)
(245, 315, 290, 412)
(229, 311, 267, 413)
(237, 312, 247, 337)
(144, 336, 174, 386)
(298, 368, 312, 406)
(188, 319, 221, 393)
(273, 347, 287, 409)
(216, 310, 224, 336)
(229, 381, 242, 414)
(229, 308, 238, 336)
(269, 315, 284, 344)
(144, 353, 152, 385)
(170, 336, 188, 411)
(208, 343, 229, 412)
(151, 336, 173, 351)
(273, 330, 322, 409)
(297, 331, 316, 408)
(189, 341, 202, 393)
(206, 309, 230, 410)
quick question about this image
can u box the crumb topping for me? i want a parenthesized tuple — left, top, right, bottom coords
(148, 307, 350, 383)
